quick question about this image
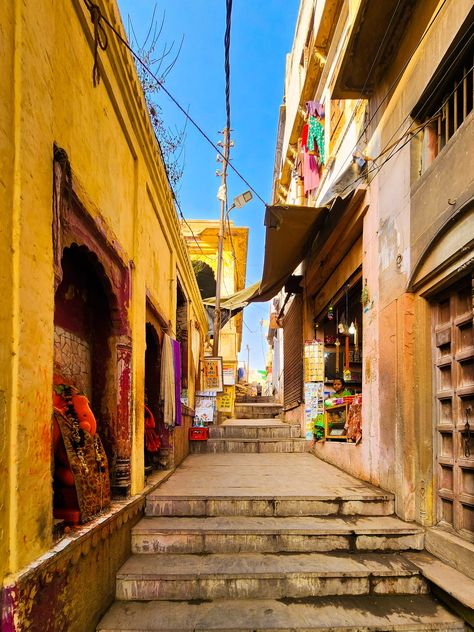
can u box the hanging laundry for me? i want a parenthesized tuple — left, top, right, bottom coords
(305, 100, 325, 118)
(303, 151, 320, 194)
(160, 334, 176, 429)
(301, 123, 309, 150)
(307, 116, 325, 165)
(295, 138, 304, 178)
(171, 338, 182, 427)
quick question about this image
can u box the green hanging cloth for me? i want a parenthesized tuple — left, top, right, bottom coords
(307, 116, 325, 165)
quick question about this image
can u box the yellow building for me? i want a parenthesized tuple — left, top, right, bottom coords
(0, 0, 207, 629)
(182, 220, 249, 394)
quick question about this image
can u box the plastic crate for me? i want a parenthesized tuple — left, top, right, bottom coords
(188, 426, 209, 441)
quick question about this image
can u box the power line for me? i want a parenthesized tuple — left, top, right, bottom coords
(328, 0, 449, 187)
(224, 0, 233, 134)
(83, 0, 266, 206)
(337, 60, 474, 198)
(243, 319, 256, 334)
(367, 27, 474, 174)
(327, 0, 403, 170)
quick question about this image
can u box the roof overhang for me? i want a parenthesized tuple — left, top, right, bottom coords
(332, 0, 417, 99)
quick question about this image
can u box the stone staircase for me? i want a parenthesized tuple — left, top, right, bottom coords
(97, 421, 466, 631)
(190, 419, 308, 454)
(234, 401, 283, 420)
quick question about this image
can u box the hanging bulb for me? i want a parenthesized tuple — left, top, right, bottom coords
(327, 306, 334, 321)
(348, 322, 356, 335)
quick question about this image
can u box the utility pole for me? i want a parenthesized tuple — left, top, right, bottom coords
(246, 343, 250, 382)
(212, 127, 230, 356)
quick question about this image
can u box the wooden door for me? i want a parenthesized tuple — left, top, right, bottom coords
(432, 274, 474, 541)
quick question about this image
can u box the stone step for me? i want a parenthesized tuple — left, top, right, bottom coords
(209, 423, 301, 439)
(144, 453, 395, 518)
(403, 551, 474, 627)
(115, 552, 428, 601)
(132, 515, 424, 555)
(234, 404, 283, 419)
(190, 437, 310, 454)
(235, 395, 276, 403)
(145, 493, 394, 518)
(97, 594, 464, 631)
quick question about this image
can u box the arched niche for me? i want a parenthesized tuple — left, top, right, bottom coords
(408, 200, 474, 296)
(192, 260, 217, 299)
(52, 148, 132, 496)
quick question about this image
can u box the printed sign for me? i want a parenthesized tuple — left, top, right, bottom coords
(202, 356, 224, 392)
(216, 385, 235, 413)
(304, 381, 325, 440)
(222, 363, 236, 386)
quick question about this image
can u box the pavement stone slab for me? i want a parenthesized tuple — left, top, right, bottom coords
(97, 595, 465, 631)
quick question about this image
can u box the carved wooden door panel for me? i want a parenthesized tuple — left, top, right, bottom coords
(433, 274, 474, 541)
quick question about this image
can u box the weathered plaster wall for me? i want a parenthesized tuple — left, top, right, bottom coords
(315, 0, 474, 523)
(54, 326, 92, 398)
(0, 0, 15, 585)
(360, 0, 473, 520)
(2, 500, 143, 632)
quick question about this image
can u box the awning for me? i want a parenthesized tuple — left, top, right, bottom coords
(204, 281, 261, 312)
(203, 281, 261, 333)
(250, 203, 328, 302)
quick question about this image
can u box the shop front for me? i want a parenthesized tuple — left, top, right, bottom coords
(304, 270, 363, 445)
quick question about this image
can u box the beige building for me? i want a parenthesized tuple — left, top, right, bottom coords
(271, 0, 474, 552)
(182, 220, 249, 412)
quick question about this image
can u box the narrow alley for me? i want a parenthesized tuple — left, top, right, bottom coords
(1, 0, 474, 630)
(98, 404, 465, 630)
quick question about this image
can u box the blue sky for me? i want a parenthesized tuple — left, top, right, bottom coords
(117, 0, 299, 370)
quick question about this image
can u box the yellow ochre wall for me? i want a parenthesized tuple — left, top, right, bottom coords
(0, 0, 207, 589)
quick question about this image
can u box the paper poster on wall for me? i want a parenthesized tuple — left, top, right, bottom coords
(304, 381, 325, 440)
(202, 356, 224, 392)
(195, 391, 217, 424)
(222, 363, 236, 386)
(216, 385, 235, 413)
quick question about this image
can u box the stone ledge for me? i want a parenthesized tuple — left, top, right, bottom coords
(425, 526, 474, 582)
(3, 468, 174, 587)
(403, 550, 474, 626)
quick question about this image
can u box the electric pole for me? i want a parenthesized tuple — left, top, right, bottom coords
(212, 127, 230, 356)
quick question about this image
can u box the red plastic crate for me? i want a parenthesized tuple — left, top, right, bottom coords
(188, 427, 209, 441)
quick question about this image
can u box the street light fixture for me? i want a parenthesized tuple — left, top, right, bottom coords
(212, 189, 253, 356)
(232, 190, 253, 209)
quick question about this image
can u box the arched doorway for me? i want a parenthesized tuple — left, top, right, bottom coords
(52, 148, 133, 505)
(192, 260, 216, 299)
(53, 244, 131, 500)
(409, 201, 474, 540)
(54, 245, 112, 409)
